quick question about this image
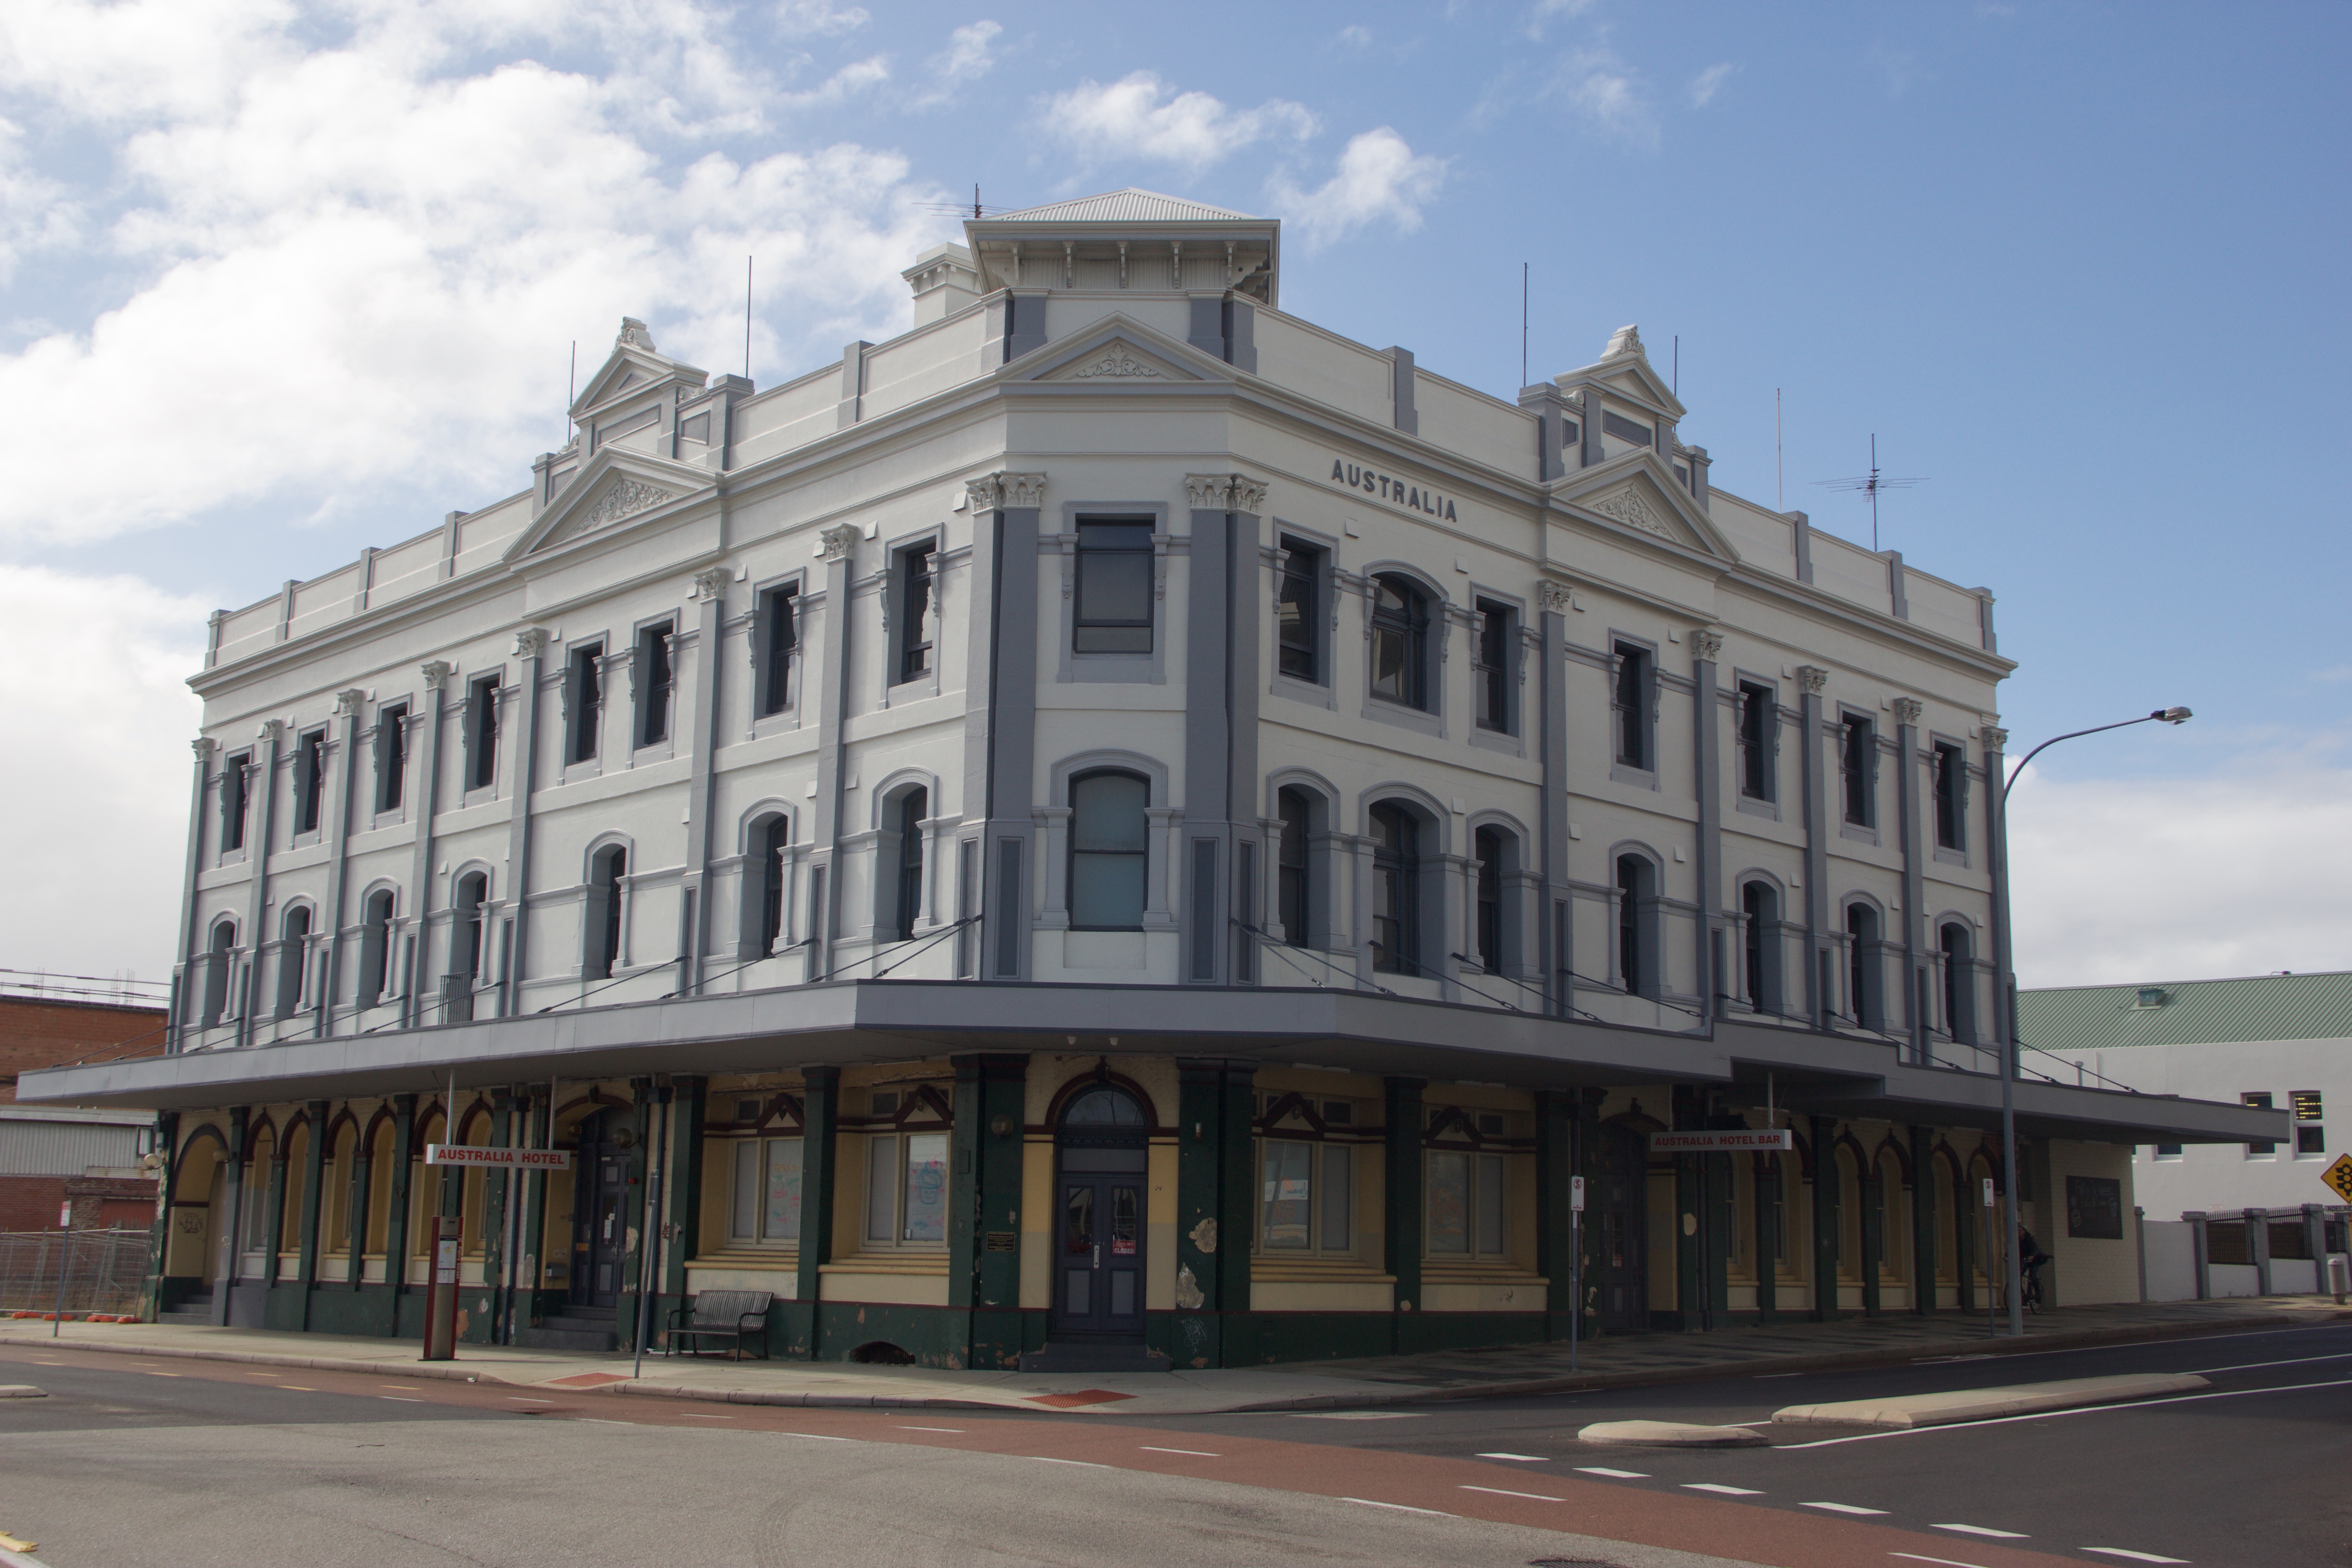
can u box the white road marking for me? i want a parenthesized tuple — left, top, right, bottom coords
(1461, 1485, 1563, 1502)
(898, 1426, 963, 1433)
(1751, 1372, 1805, 1378)
(1026, 1456, 1108, 1468)
(505, 1397, 556, 1404)
(379, 1396, 424, 1403)
(1140, 1446, 1220, 1457)
(1476, 1452, 1550, 1461)
(1574, 1467, 1649, 1478)
(2082, 1551, 2190, 1564)
(679, 1413, 735, 1420)
(775, 1432, 856, 1441)
(573, 1418, 633, 1426)
(1932, 1524, 2029, 1539)
(1889, 1554, 1994, 1568)
(1776, 1375, 2352, 1449)
(1286, 1411, 1426, 1419)
(2189, 1349, 2352, 1375)
(1341, 1498, 1450, 1516)
(1801, 1502, 1890, 1515)
(1682, 1483, 1763, 1495)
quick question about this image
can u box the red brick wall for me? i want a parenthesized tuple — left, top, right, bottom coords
(0, 1175, 160, 1231)
(0, 996, 168, 1104)
(0, 1174, 72, 1231)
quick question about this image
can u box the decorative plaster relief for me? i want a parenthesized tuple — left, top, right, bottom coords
(1981, 726, 2009, 751)
(512, 629, 550, 660)
(1891, 697, 1925, 725)
(333, 687, 368, 715)
(1072, 348, 1162, 380)
(420, 659, 454, 688)
(692, 567, 731, 600)
(1537, 581, 1574, 615)
(1589, 485, 1673, 539)
(1690, 629, 1725, 662)
(578, 478, 676, 533)
(1796, 665, 1829, 695)
(818, 524, 861, 564)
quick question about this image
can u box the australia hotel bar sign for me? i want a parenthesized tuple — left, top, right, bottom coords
(1331, 456, 1460, 522)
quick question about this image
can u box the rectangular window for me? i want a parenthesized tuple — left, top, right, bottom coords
(2153, 1142, 2184, 1160)
(2297, 1126, 2325, 1156)
(1474, 600, 1514, 733)
(728, 1137, 804, 1244)
(465, 675, 500, 791)
(566, 646, 603, 765)
(2293, 1090, 2323, 1121)
(1276, 539, 1322, 683)
(1425, 1149, 1508, 1258)
(221, 752, 251, 851)
(2244, 1091, 2277, 1156)
(1933, 741, 1967, 850)
(1601, 410, 1654, 448)
(758, 585, 798, 716)
(896, 544, 937, 684)
(2065, 1175, 2124, 1240)
(1612, 643, 1651, 769)
(293, 728, 326, 835)
(1072, 519, 1154, 653)
(636, 622, 675, 747)
(863, 1131, 950, 1247)
(1841, 714, 1876, 826)
(1258, 1139, 1352, 1254)
(1738, 682, 1774, 800)
(374, 705, 407, 813)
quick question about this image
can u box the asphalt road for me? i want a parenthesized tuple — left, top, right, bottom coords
(1, 1322, 2342, 1568)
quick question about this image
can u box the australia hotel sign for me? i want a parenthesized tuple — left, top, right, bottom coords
(1330, 456, 1460, 523)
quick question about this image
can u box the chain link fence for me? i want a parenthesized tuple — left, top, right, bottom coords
(0, 1229, 151, 1316)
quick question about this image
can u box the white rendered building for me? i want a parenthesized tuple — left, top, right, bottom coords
(25, 190, 2275, 1363)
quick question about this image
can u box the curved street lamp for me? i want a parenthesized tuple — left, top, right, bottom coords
(1989, 707, 2190, 1337)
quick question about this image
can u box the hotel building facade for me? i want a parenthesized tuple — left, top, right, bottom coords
(23, 191, 2278, 1367)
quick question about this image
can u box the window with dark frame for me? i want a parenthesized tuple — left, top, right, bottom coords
(759, 585, 798, 715)
(1840, 714, 1876, 826)
(1474, 600, 1514, 733)
(1277, 787, 1312, 947)
(2243, 1091, 2277, 1155)
(293, 728, 326, 835)
(1612, 643, 1651, 769)
(567, 645, 603, 765)
(756, 815, 791, 954)
(374, 704, 407, 812)
(1738, 682, 1774, 800)
(465, 675, 500, 791)
(1742, 882, 1779, 1013)
(589, 847, 627, 979)
(358, 890, 395, 1004)
(1475, 826, 1504, 973)
(897, 544, 937, 683)
(1369, 803, 1420, 974)
(1369, 576, 1430, 710)
(1847, 903, 1881, 1029)
(893, 787, 927, 941)
(1940, 921, 1975, 1042)
(1068, 770, 1148, 929)
(1601, 409, 1654, 448)
(1616, 854, 1653, 996)
(221, 752, 250, 851)
(1276, 539, 1322, 682)
(275, 905, 311, 1018)
(637, 622, 675, 747)
(1073, 519, 1154, 653)
(2293, 1091, 2323, 1155)
(1934, 741, 1968, 850)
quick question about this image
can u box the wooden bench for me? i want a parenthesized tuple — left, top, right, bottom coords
(663, 1289, 774, 1361)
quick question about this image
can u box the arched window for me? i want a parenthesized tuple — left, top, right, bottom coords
(1616, 855, 1657, 997)
(201, 919, 237, 1026)
(358, 890, 396, 1005)
(1068, 771, 1148, 931)
(1741, 882, 1782, 1016)
(452, 873, 488, 985)
(1846, 903, 1882, 1030)
(1276, 786, 1314, 947)
(754, 815, 791, 954)
(588, 847, 627, 978)
(1063, 1086, 1146, 1127)
(1368, 575, 1430, 710)
(1940, 921, 1976, 1042)
(1473, 826, 1520, 976)
(1369, 803, 1421, 974)
(1877, 1148, 1909, 1282)
(889, 786, 928, 941)
(274, 906, 312, 1019)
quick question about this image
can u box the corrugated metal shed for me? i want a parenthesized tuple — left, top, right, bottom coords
(2018, 970, 2352, 1053)
(0, 1118, 142, 1176)
(985, 188, 1260, 224)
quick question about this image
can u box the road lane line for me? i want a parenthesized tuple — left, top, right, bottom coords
(1932, 1524, 2028, 1539)
(898, 1426, 963, 1432)
(379, 1396, 423, 1403)
(1140, 1446, 1220, 1456)
(679, 1413, 734, 1419)
(1461, 1485, 1563, 1503)
(1026, 1457, 1108, 1468)
(506, 1397, 556, 1404)
(1340, 1498, 1450, 1516)
(776, 1432, 856, 1442)
(1890, 1555, 1994, 1568)
(1682, 1484, 1763, 1495)
(276, 1386, 315, 1391)
(380, 1384, 421, 1389)
(1775, 1375, 2352, 1447)
(142, 1372, 183, 1377)
(1801, 1502, 1890, 1515)
(2082, 1552, 2189, 1564)
(2189, 1349, 2352, 1374)
(1574, 1467, 1649, 1478)
(1476, 1452, 1550, 1461)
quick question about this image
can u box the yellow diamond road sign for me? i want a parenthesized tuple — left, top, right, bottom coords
(2322, 1154, 2352, 1203)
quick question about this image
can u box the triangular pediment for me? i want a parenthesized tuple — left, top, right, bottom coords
(570, 317, 710, 421)
(1554, 323, 1685, 421)
(1553, 453, 1740, 563)
(506, 450, 710, 561)
(1013, 318, 1224, 386)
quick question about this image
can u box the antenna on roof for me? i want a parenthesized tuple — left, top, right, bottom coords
(745, 256, 754, 381)
(1520, 262, 1529, 390)
(566, 341, 576, 439)
(1673, 334, 1678, 397)
(1775, 389, 1783, 510)
(1813, 434, 1927, 552)
(919, 186, 1010, 219)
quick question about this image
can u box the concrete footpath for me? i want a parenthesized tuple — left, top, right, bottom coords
(2, 1296, 2338, 1417)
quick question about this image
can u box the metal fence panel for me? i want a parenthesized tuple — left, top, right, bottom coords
(0, 1229, 152, 1315)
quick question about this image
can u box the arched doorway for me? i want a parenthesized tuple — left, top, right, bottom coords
(1050, 1085, 1147, 1343)
(1587, 1121, 1648, 1334)
(569, 1108, 633, 1309)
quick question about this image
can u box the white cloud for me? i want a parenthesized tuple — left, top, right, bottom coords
(774, 0, 868, 38)
(0, 565, 206, 980)
(1039, 71, 1317, 174)
(2310, 665, 2352, 684)
(1523, 0, 1594, 40)
(1866, 40, 1921, 97)
(1268, 127, 1447, 250)
(912, 18, 1000, 107)
(0, 0, 938, 545)
(2007, 760, 2352, 988)
(1688, 61, 1738, 107)
(1335, 25, 1372, 49)
(1547, 44, 1654, 147)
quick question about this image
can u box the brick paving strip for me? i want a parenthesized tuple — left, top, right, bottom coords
(0, 1296, 2339, 1416)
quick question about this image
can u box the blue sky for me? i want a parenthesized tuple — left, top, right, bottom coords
(2, 0, 2346, 987)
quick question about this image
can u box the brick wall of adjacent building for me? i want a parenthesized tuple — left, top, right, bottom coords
(0, 995, 167, 1104)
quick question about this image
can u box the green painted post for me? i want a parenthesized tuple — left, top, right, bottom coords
(296, 1100, 328, 1328)
(218, 1107, 248, 1327)
(1671, 1088, 1705, 1331)
(483, 1093, 514, 1341)
(1216, 1065, 1255, 1358)
(1859, 1143, 1883, 1317)
(1534, 1090, 1577, 1343)
(1383, 1077, 1426, 1353)
(346, 1135, 372, 1289)
(517, 1090, 549, 1334)
(143, 1112, 178, 1322)
(795, 1067, 839, 1360)
(1910, 1126, 1936, 1315)
(1810, 1115, 1838, 1322)
(662, 1077, 705, 1307)
(1953, 1149, 1976, 1315)
(618, 1080, 652, 1352)
(1174, 1059, 1227, 1370)
(1754, 1153, 1778, 1324)
(386, 1095, 415, 1334)
(949, 1054, 1028, 1370)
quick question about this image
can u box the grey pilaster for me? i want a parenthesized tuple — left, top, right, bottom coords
(238, 720, 284, 1050)
(173, 739, 213, 1050)
(1536, 583, 1571, 1016)
(403, 662, 452, 1031)
(1887, 551, 1909, 620)
(1387, 348, 1418, 436)
(813, 524, 860, 977)
(1224, 298, 1257, 373)
(1002, 293, 1047, 363)
(834, 340, 871, 428)
(972, 474, 1044, 980)
(1179, 474, 1268, 986)
(1910, 1125, 1936, 1315)
(1811, 1115, 1839, 1321)
(684, 572, 729, 993)
(1796, 667, 1830, 1028)
(504, 631, 548, 1015)
(214, 1105, 247, 1325)
(1692, 630, 1724, 1017)
(1790, 511, 1814, 584)
(1983, 726, 2014, 1067)
(1893, 698, 1926, 1063)
(318, 690, 366, 1038)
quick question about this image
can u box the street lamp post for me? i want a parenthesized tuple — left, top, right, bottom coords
(1990, 706, 2190, 1338)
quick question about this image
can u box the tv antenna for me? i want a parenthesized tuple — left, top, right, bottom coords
(920, 186, 1008, 220)
(1813, 435, 1926, 552)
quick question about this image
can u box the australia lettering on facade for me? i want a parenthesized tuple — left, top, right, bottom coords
(1330, 457, 1459, 522)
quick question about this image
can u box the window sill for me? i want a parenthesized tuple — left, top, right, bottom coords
(1610, 763, 1659, 791)
(1467, 726, 1524, 759)
(630, 740, 677, 766)
(561, 761, 603, 785)
(1838, 823, 1881, 846)
(1360, 698, 1444, 739)
(822, 1253, 949, 1274)
(1270, 673, 1334, 711)
(1735, 795, 1779, 821)
(696, 1249, 798, 1268)
(750, 706, 801, 737)
(1933, 847, 1970, 867)
(1062, 652, 1161, 686)
(1250, 1259, 1392, 1282)
(1421, 1261, 1543, 1283)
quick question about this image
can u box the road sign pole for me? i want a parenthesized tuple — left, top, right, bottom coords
(1570, 1175, 1586, 1374)
(1982, 1177, 1997, 1340)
